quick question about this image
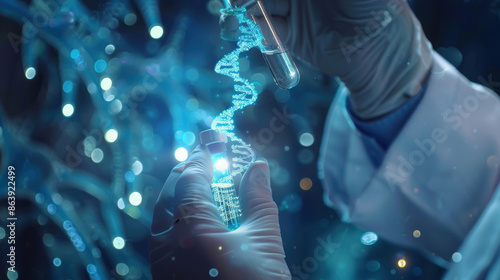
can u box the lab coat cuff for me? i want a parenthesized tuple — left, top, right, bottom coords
(345, 79, 429, 151)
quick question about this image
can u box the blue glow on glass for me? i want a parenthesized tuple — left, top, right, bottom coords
(212, 152, 230, 181)
(210, 152, 241, 230)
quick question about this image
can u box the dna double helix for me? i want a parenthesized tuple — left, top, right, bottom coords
(212, 7, 263, 176)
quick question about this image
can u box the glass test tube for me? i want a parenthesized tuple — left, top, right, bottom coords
(200, 129, 242, 231)
(223, 0, 300, 89)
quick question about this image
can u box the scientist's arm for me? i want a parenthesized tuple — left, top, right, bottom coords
(222, 0, 500, 276)
(221, 0, 433, 121)
(149, 146, 290, 280)
(311, 0, 500, 274)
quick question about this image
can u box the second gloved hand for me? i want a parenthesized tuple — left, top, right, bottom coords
(221, 0, 433, 119)
(149, 146, 290, 280)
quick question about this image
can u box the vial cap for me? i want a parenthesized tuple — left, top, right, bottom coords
(200, 129, 228, 154)
(200, 129, 227, 144)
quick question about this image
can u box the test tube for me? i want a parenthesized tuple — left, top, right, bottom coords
(223, 0, 300, 89)
(200, 129, 242, 230)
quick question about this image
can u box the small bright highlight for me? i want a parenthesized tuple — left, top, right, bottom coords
(149, 25, 164, 39)
(361, 232, 378, 245)
(214, 158, 229, 171)
(113, 237, 125, 249)
(175, 147, 188, 162)
(25, 67, 36, 79)
(91, 148, 104, 163)
(299, 133, 314, 147)
(100, 77, 112, 90)
(452, 252, 462, 263)
(131, 160, 143, 175)
(398, 259, 406, 268)
(117, 198, 125, 210)
(62, 104, 74, 117)
(105, 129, 118, 143)
(129, 192, 142, 206)
(105, 44, 115, 54)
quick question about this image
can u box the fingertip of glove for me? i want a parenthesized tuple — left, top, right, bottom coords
(255, 157, 269, 165)
(182, 145, 212, 182)
(247, 160, 270, 188)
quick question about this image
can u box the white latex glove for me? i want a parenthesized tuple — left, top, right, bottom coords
(221, 0, 433, 119)
(149, 146, 290, 280)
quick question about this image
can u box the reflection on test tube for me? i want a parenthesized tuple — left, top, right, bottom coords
(224, 0, 300, 89)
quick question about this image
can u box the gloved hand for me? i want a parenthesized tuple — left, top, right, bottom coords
(221, 0, 433, 120)
(149, 146, 290, 280)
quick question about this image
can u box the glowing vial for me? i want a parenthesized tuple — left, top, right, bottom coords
(223, 0, 300, 89)
(200, 129, 242, 230)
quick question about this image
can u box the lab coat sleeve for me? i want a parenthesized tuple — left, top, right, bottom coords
(318, 51, 500, 266)
(444, 180, 500, 279)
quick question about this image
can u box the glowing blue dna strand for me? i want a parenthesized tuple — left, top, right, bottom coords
(212, 7, 263, 176)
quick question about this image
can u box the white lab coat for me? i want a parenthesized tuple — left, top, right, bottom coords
(319, 52, 500, 279)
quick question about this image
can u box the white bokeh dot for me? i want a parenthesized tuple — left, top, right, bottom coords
(175, 147, 188, 162)
(299, 133, 314, 147)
